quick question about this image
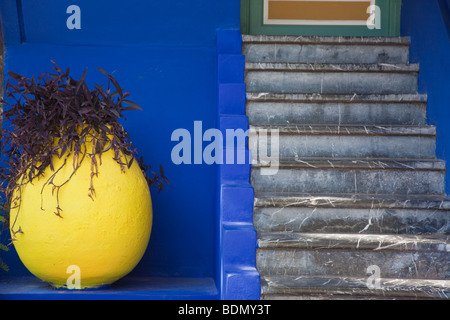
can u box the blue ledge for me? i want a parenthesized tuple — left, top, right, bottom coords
(0, 276, 219, 300)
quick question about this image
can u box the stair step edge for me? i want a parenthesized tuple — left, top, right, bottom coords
(249, 124, 436, 136)
(254, 192, 450, 210)
(245, 62, 419, 73)
(242, 35, 411, 45)
(252, 159, 446, 170)
(260, 275, 450, 299)
(257, 232, 450, 252)
(246, 92, 428, 103)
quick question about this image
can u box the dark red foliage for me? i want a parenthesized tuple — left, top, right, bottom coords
(0, 61, 167, 223)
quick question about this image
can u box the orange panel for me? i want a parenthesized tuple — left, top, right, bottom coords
(268, 1, 371, 21)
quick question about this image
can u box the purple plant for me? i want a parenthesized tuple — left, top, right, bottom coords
(0, 61, 167, 232)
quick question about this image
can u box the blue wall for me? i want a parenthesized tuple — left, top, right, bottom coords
(2, 0, 240, 46)
(0, 0, 248, 295)
(401, 0, 450, 194)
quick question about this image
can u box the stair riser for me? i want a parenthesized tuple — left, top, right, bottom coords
(251, 169, 446, 195)
(256, 249, 449, 280)
(260, 276, 450, 300)
(254, 207, 450, 234)
(243, 44, 409, 64)
(260, 294, 439, 300)
(249, 134, 436, 159)
(247, 102, 427, 125)
(245, 71, 418, 95)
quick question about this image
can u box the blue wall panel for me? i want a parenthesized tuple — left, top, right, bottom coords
(0, 0, 261, 299)
(17, 0, 240, 46)
(1, 43, 218, 278)
(401, 0, 450, 194)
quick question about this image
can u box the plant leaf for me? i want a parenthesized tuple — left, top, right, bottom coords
(127, 157, 134, 169)
(122, 100, 142, 111)
(75, 68, 88, 94)
(97, 67, 109, 77)
(0, 258, 9, 272)
(8, 71, 23, 82)
(109, 76, 123, 98)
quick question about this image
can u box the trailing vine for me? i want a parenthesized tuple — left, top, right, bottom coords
(0, 61, 168, 241)
(0, 204, 9, 272)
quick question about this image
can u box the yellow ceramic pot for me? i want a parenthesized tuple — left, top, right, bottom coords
(9, 146, 152, 289)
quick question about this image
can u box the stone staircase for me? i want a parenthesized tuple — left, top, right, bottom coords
(243, 35, 450, 300)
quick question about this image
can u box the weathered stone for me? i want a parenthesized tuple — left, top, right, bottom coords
(244, 43, 409, 64)
(251, 160, 446, 195)
(245, 63, 419, 94)
(246, 93, 427, 125)
(254, 207, 450, 234)
(249, 124, 436, 159)
(245, 35, 450, 300)
(261, 275, 450, 299)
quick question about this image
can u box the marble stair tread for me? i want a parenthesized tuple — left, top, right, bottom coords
(260, 275, 450, 300)
(257, 232, 450, 251)
(253, 192, 450, 235)
(251, 159, 446, 195)
(252, 158, 446, 170)
(246, 92, 427, 103)
(249, 124, 436, 136)
(245, 62, 419, 73)
(245, 65, 418, 95)
(243, 35, 411, 65)
(254, 192, 450, 210)
(246, 93, 428, 126)
(242, 35, 411, 45)
(249, 125, 437, 159)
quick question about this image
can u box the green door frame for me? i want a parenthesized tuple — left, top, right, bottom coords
(241, 0, 402, 36)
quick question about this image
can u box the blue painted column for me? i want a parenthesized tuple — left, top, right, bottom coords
(216, 29, 260, 300)
(0, 0, 261, 299)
